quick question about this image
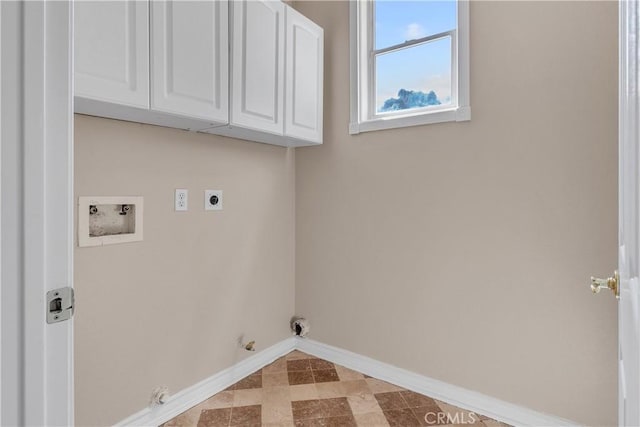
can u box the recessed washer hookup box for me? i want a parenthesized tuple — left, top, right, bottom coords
(78, 196, 143, 247)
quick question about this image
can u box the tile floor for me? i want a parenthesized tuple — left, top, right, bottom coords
(163, 350, 510, 427)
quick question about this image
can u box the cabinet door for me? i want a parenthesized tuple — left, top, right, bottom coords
(285, 6, 323, 143)
(74, 1, 149, 108)
(151, 0, 229, 123)
(231, 0, 285, 135)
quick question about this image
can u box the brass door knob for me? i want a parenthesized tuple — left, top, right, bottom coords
(590, 271, 619, 299)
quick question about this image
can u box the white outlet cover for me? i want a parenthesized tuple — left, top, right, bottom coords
(205, 190, 223, 211)
(175, 189, 188, 211)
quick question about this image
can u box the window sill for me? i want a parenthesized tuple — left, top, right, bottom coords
(349, 106, 470, 135)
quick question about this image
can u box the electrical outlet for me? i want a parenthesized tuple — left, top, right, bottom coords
(205, 190, 223, 211)
(175, 189, 188, 211)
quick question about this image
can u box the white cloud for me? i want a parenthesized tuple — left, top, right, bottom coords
(404, 23, 426, 41)
(376, 74, 452, 110)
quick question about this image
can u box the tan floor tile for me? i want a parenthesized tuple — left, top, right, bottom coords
(264, 357, 288, 374)
(481, 420, 512, 427)
(411, 406, 443, 426)
(167, 393, 234, 427)
(262, 386, 293, 423)
(433, 400, 460, 412)
(263, 385, 291, 399)
(288, 359, 313, 372)
(326, 415, 359, 427)
(230, 404, 261, 425)
(264, 372, 290, 388)
(374, 392, 408, 411)
(289, 383, 319, 401)
(289, 370, 315, 385)
(322, 397, 352, 418)
(162, 407, 201, 427)
(262, 386, 294, 423)
(262, 399, 294, 424)
(313, 369, 340, 383)
(401, 391, 439, 409)
(435, 400, 485, 424)
(309, 359, 335, 370)
(197, 407, 232, 427)
(365, 378, 405, 394)
(233, 388, 263, 406)
(233, 372, 262, 390)
(353, 411, 390, 427)
(292, 420, 324, 427)
(341, 380, 371, 398)
(165, 354, 505, 427)
(335, 365, 366, 381)
(316, 381, 347, 398)
(291, 399, 326, 420)
(263, 422, 296, 427)
(286, 350, 312, 360)
(198, 390, 234, 410)
(380, 408, 422, 426)
(347, 393, 383, 415)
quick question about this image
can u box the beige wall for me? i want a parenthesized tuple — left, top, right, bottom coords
(294, 1, 618, 425)
(75, 1, 618, 425)
(74, 115, 296, 426)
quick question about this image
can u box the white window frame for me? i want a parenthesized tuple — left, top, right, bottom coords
(349, 0, 470, 134)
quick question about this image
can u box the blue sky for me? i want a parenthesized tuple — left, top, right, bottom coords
(375, 1, 457, 110)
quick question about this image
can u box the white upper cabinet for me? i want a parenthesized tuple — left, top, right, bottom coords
(285, 7, 324, 144)
(230, 0, 285, 135)
(74, 1, 149, 108)
(74, 0, 323, 146)
(209, 0, 323, 146)
(151, 0, 228, 123)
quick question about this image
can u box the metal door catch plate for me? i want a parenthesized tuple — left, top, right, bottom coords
(47, 287, 74, 324)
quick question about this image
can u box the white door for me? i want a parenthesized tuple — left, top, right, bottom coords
(231, 0, 284, 135)
(284, 6, 323, 144)
(618, 0, 640, 424)
(151, 0, 228, 123)
(74, 0, 149, 108)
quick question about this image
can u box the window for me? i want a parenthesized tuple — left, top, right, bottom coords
(349, 0, 470, 134)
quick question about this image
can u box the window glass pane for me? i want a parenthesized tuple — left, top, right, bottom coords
(376, 37, 451, 113)
(375, 0, 456, 50)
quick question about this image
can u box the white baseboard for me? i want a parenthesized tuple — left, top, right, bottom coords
(116, 337, 296, 427)
(295, 338, 579, 427)
(116, 336, 579, 427)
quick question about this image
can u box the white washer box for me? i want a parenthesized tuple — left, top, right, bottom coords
(78, 196, 143, 247)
